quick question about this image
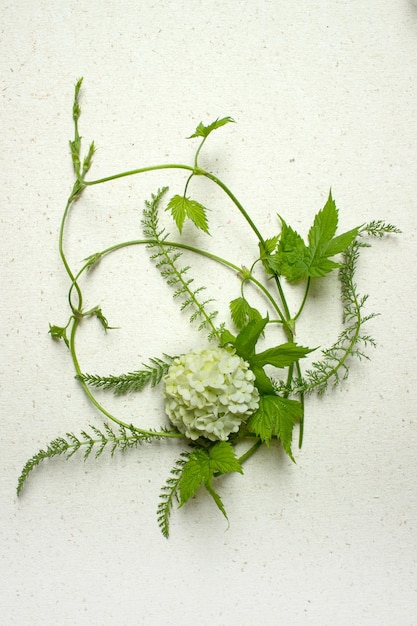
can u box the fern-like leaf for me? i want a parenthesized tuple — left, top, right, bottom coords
(361, 220, 401, 238)
(17, 424, 159, 496)
(142, 188, 219, 340)
(275, 240, 378, 395)
(77, 355, 174, 395)
(303, 240, 377, 393)
(157, 452, 189, 539)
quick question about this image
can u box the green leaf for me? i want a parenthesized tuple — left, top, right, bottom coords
(305, 191, 359, 278)
(247, 395, 302, 459)
(259, 235, 280, 274)
(269, 218, 309, 281)
(270, 191, 359, 281)
(16, 424, 153, 497)
(229, 297, 263, 330)
(308, 191, 338, 249)
(323, 228, 361, 257)
(188, 117, 235, 139)
(226, 319, 310, 395)
(251, 343, 314, 369)
(262, 235, 280, 254)
(178, 449, 211, 506)
(166, 195, 210, 234)
(250, 365, 276, 395)
(209, 441, 243, 475)
(234, 316, 268, 360)
(220, 328, 236, 347)
(178, 442, 242, 508)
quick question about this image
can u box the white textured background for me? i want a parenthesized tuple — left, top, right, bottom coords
(1, 1, 417, 625)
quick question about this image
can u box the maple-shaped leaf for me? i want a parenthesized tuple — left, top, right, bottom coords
(166, 195, 209, 234)
(247, 395, 302, 459)
(178, 442, 243, 519)
(188, 117, 235, 139)
(269, 191, 359, 281)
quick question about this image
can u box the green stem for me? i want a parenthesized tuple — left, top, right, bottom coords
(194, 137, 207, 169)
(69, 238, 291, 333)
(59, 194, 83, 313)
(183, 173, 194, 197)
(81, 157, 293, 332)
(293, 277, 311, 323)
(295, 361, 305, 448)
(81, 163, 195, 186)
(248, 275, 289, 329)
(237, 439, 263, 465)
(202, 170, 265, 244)
(199, 171, 292, 324)
(70, 239, 242, 306)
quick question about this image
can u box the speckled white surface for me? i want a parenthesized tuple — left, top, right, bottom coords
(1, 1, 417, 625)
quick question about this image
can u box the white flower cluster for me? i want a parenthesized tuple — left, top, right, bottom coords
(163, 347, 259, 441)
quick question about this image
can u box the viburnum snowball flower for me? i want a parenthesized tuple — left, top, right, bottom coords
(163, 346, 259, 441)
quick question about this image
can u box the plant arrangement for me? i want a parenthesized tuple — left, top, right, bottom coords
(17, 79, 399, 537)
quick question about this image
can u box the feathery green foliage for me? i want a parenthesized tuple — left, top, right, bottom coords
(157, 452, 189, 538)
(275, 236, 380, 396)
(77, 355, 174, 395)
(360, 220, 401, 238)
(17, 424, 157, 496)
(302, 240, 378, 394)
(141, 187, 219, 339)
(18, 80, 399, 538)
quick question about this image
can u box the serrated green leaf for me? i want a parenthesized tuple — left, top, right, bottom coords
(263, 235, 280, 254)
(305, 191, 359, 277)
(247, 395, 302, 459)
(308, 191, 338, 250)
(178, 443, 242, 514)
(166, 195, 210, 234)
(269, 192, 359, 281)
(209, 441, 243, 475)
(259, 235, 280, 274)
(230, 297, 250, 330)
(269, 218, 309, 281)
(251, 342, 314, 369)
(323, 227, 359, 257)
(229, 297, 262, 330)
(188, 116, 235, 139)
(178, 449, 211, 506)
(304, 255, 340, 278)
